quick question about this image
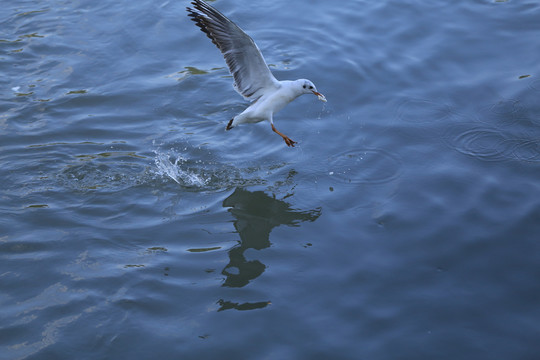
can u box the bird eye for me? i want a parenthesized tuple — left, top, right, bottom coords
(309, 86, 313, 89)
(303, 85, 306, 89)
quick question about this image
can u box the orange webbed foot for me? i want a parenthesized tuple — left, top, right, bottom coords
(283, 137, 296, 147)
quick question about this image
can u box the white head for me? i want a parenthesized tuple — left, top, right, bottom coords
(296, 79, 326, 102)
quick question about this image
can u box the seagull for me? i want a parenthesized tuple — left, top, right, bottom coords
(186, 0, 326, 147)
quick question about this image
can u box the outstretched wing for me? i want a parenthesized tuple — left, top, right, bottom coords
(187, 0, 279, 101)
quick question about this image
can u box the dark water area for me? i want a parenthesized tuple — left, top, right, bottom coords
(2, 0, 540, 358)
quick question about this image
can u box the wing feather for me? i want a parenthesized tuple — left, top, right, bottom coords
(187, 0, 279, 101)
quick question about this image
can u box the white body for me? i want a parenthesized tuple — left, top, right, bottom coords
(231, 80, 304, 127)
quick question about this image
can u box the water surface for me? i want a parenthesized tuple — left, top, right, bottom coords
(2, 0, 540, 359)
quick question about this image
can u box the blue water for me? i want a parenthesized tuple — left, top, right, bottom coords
(2, 0, 540, 358)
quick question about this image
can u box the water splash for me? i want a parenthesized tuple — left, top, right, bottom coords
(153, 149, 209, 187)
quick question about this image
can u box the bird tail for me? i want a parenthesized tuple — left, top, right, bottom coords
(226, 118, 234, 131)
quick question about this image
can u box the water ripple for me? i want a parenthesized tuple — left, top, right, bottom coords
(442, 124, 540, 163)
(58, 161, 148, 192)
(509, 139, 540, 163)
(446, 126, 510, 161)
(395, 98, 459, 124)
(476, 98, 529, 129)
(529, 78, 540, 93)
(486, 99, 522, 117)
(327, 148, 402, 185)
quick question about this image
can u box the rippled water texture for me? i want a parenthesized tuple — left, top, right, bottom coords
(2, 0, 540, 359)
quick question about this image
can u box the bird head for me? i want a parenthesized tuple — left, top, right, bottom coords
(298, 79, 326, 102)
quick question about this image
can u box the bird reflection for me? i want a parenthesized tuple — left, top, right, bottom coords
(218, 187, 321, 311)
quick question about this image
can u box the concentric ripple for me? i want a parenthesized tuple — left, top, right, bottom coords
(302, 148, 402, 210)
(476, 99, 528, 129)
(441, 123, 540, 163)
(486, 99, 522, 117)
(327, 148, 402, 185)
(510, 139, 540, 163)
(442, 125, 512, 162)
(395, 98, 458, 124)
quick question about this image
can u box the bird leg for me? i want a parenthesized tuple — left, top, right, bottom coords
(226, 118, 234, 130)
(271, 123, 296, 147)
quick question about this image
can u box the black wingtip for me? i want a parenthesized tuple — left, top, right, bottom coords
(186, 0, 224, 50)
